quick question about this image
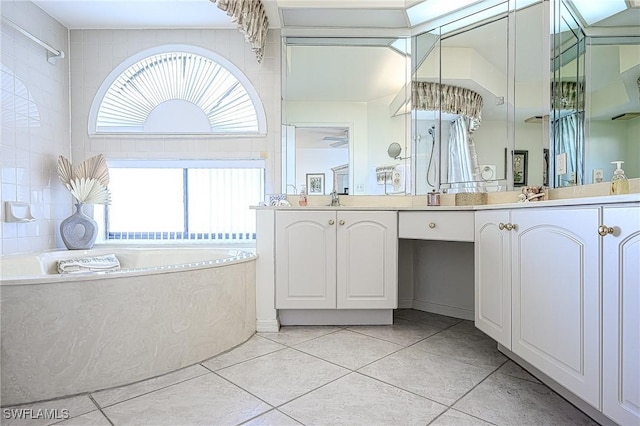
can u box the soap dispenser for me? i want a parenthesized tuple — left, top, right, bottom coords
(610, 161, 629, 195)
(298, 185, 308, 206)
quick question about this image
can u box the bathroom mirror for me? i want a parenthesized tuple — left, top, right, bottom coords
(549, 0, 640, 187)
(283, 38, 411, 195)
(514, 1, 549, 188)
(413, 2, 510, 194)
(585, 37, 640, 182)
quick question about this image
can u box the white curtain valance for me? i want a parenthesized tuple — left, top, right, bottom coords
(212, 0, 269, 63)
(412, 81, 484, 132)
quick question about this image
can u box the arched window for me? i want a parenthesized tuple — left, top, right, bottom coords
(89, 45, 266, 135)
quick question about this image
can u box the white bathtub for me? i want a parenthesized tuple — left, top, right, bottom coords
(0, 247, 257, 406)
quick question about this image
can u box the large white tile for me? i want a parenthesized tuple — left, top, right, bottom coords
(280, 373, 447, 425)
(359, 346, 495, 406)
(293, 329, 403, 370)
(413, 329, 507, 368)
(102, 373, 270, 426)
(447, 320, 487, 337)
(453, 373, 598, 425)
(242, 409, 302, 426)
(1, 395, 96, 426)
(217, 348, 349, 407)
(91, 364, 210, 408)
(347, 317, 447, 346)
(494, 360, 541, 384)
(52, 410, 110, 426)
(257, 326, 342, 346)
(430, 409, 494, 426)
(202, 335, 286, 372)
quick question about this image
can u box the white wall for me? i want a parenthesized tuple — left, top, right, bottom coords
(1, 5, 281, 255)
(0, 1, 71, 254)
(69, 28, 282, 193)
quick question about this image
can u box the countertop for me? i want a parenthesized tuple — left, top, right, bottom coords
(251, 193, 639, 211)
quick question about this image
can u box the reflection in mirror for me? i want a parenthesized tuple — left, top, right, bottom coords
(413, 6, 509, 194)
(551, 0, 586, 187)
(585, 37, 640, 182)
(283, 38, 410, 195)
(549, 0, 640, 187)
(294, 126, 349, 195)
(515, 1, 549, 188)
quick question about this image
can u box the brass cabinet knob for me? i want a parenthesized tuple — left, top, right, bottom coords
(429, 222, 436, 229)
(498, 223, 505, 230)
(339, 220, 345, 225)
(598, 225, 614, 236)
(329, 219, 335, 225)
(505, 223, 517, 231)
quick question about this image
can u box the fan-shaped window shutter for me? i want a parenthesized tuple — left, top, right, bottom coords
(89, 45, 266, 136)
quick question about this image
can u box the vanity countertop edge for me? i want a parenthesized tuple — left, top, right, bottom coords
(251, 193, 639, 211)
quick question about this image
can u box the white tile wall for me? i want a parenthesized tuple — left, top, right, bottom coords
(1, 0, 71, 254)
(70, 27, 282, 194)
(0, 2, 282, 255)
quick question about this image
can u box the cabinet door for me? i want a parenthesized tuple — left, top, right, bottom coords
(511, 207, 600, 408)
(475, 210, 511, 349)
(336, 211, 397, 309)
(275, 211, 336, 309)
(602, 205, 640, 426)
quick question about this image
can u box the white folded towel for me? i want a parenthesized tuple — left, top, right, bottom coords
(57, 254, 120, 274)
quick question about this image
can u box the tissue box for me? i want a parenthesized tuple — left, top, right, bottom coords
(455, 192, 488, 206)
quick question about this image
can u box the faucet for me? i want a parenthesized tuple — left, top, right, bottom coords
(330, 189, 340, 207)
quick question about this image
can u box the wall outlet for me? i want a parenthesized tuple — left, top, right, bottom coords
(355, 184, 364, 192)
(556, 153, 567, 175)
(593, 169, 604, 183)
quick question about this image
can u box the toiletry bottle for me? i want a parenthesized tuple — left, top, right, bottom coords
(610, 161, 629, 195)
(298, 185, 308, 206)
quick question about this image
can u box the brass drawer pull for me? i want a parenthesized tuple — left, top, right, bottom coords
(339, 220, 345, 225)
(429, 222, 436, 229)
(329, 219, 335, 225)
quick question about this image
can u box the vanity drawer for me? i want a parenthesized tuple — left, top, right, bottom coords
(398, 211, 474, 242)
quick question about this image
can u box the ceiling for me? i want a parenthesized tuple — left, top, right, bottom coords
(30, 0, 424, 30)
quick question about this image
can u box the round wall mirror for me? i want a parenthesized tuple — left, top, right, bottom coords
(387, 142, 402, 159)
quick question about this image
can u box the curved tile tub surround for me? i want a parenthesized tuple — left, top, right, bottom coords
(0, 248, 257, 406)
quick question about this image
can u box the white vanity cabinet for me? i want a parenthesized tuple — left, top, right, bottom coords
(602, 205, 640, 426)
(510, 207, 601, 409)
(275, 210, 397, 310)
(475, 202, 640, 421)
(474, 210, 512, 349)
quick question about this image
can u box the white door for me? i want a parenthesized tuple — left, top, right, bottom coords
(475, 210, 511, 348)
(275, 211, 336, 309)
(602, 205, 640, 425)
(511, 207, 600, 408)
(336, 211, 397, 309)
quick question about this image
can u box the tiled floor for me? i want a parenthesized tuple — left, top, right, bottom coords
(3, 310, 598, 426)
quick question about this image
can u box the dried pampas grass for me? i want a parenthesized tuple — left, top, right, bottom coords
(57, 154, 110, 204)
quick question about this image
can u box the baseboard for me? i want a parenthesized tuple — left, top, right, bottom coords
(256, 319, 280, 332)
(412, 299, 473, 321)
(497, 344, 616, 426)
(279, 309, 393, 326)
(397, 298, 413, 309)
